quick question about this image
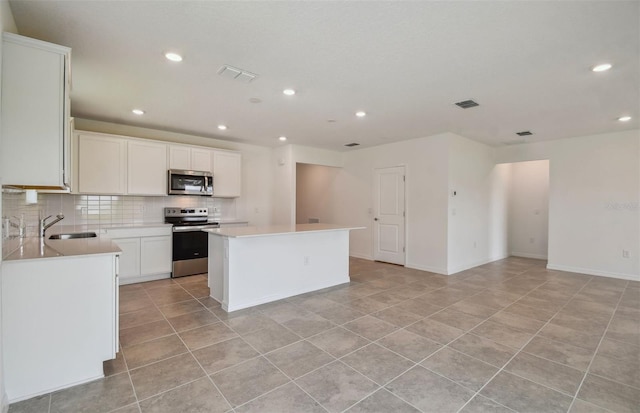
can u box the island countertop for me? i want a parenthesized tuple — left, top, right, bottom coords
(202, 223, 365, 238)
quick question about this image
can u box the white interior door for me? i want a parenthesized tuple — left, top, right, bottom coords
(374, 166, 406, 265)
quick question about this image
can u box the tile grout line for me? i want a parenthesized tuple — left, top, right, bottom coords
(294, 267, 533, 412)
(566, 280, 629, 412)
(290, 263, 547, 411)
(175, 278, 333, 411)
(120, 287, 161, 411)
(132, 279, 237, 411)
(113, 260, 627, 413)
(216, 319, 332, 412)
(453, 273, 598, 413)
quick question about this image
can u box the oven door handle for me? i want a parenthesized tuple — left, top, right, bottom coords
(173, 225, 220, 232)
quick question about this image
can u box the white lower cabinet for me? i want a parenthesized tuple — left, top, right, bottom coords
(105, 226, 172, 284)
(141, 236, 172, 276)
(2, 254, 119, 402)
(112, 238, 140, 281)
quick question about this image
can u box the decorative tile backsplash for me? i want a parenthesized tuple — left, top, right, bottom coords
(2, 190, 236, 237)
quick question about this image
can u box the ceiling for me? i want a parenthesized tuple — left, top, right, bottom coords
(8, 1, 639, 151)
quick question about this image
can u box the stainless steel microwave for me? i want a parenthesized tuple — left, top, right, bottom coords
(168, 169, 213, 196)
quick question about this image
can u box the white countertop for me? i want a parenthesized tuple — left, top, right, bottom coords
(3, 236, 121, 262)
(203, 223, 365, 238)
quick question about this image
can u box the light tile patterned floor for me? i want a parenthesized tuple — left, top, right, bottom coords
(9, 258, 640, 413)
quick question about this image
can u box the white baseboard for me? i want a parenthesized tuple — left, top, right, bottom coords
(349, 252, 373, 260)
(511, 251, 548, 260)
(447, 255, 509, 275)
(546, 263, 639, 281)
(405, 262, 448, 275)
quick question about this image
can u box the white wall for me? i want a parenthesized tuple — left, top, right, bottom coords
(496, 129, 640, 280)
(0, 1, 18, 411)
(330, 133, 452, 272)
(489, 163, 511, 263)
(447, 135, 510, 273)
(74, 119, 274, 227)
(509, 160, 549, 259)
(271, 145, 295, 225)
(296, 163, 341, 224)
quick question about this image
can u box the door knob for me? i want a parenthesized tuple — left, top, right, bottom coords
(374, 218, 379, 221)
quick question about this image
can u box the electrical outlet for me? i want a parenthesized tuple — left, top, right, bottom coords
(452, 208, 456, 216)
(622, 250, 630, 259)
(304, 256, 310, 266)
(473, 241, 477, 248)
(213, 207, 220, 213)
(529, 237, 535, 244)
(254, 207, 260, 214)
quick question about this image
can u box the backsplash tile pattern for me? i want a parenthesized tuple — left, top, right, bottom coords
(2, 190, 236, 237)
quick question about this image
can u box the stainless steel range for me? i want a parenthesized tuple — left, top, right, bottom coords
(164, 207, 220, 278)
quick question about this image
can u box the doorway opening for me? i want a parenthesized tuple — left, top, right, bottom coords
(295, 163, 341, 224)
(507, 160, 550, 260)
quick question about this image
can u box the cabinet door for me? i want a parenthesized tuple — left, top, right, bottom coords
(111, 238, 140, 281)
(140, 236, 172, 276)
(168, 145, 190, 170)
(128, 140, 167, 195)
(78, 133, 127, 194)
(212, 151, 241, 197)
(1, 34, 70, 188)
(191, 148, 212, 172)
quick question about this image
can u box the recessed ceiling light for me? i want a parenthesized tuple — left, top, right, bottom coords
(217, 125, 227, 130)
(278, 136, 287, 141)
(618, 116, 632, 122)
(132, 109, 145, 115)
(592, 63, 612, 72)
(355, 111, 366, 117)
(283, 89, 296, 96)
(165, 52, 183, 62)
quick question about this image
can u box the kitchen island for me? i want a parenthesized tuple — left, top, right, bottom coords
(204, 224, 364, 312)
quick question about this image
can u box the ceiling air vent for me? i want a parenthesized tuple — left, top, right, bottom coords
(454, 99, 479, 109)
(344, 143, 360, 147)
(218, 65, 258, 83)
(516, 131, 533, 136)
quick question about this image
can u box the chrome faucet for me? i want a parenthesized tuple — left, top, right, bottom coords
(39, 213, 64, 238)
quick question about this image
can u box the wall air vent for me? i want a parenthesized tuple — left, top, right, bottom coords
(516, 131, 533, 136)
(454, 99, 479, 109)
(344, 143, 360, 147)
(218, 65, 258, 83)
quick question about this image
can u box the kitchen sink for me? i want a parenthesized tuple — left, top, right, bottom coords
(49, 232, 97, 240)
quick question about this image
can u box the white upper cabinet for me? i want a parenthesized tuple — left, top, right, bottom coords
(191, 148, 212, 172)
(76, 131, 241, 197)
(77, 133, 127, 194)
(127, 140, 167, 195)
(1, 33, 71, 189)
(168, 145, 191, 170)
(168, 145, 212, 172)
(212, 150, 241, 198)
